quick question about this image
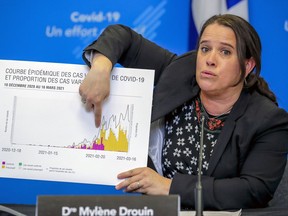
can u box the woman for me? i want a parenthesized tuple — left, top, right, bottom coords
(79, 14, 288, 210)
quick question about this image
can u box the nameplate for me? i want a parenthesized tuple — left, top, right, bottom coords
(37, 195, 180, 216)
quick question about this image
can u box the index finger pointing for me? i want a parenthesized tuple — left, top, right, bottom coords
(93, 102, 102, 128)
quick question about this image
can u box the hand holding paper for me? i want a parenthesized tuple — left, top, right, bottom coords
(0, 59, 154, 186)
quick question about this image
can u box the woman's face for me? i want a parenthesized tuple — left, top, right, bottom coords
(196, 23, 243, 97)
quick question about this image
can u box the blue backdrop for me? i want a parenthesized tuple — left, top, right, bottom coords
(0, 0, 190, 63)
(249, 0, 288, 111)
(0, 0, 287, 205)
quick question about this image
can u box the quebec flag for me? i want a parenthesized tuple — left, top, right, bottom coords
(189, 0, 248, 48)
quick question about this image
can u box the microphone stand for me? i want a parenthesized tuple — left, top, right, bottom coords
(195, 115, 204, 216)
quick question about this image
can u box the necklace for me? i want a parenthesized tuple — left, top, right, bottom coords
(195, 97, 231, 130)
(204, 106, 233, 118)
(199, 93, 234, 118)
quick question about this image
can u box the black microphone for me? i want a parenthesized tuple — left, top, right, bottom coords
(195, 115, 204, 216)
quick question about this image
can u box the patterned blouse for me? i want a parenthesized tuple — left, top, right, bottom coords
(162, 96, 229, 178)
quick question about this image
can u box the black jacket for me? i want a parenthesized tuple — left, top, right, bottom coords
(83, 24, 288, 210)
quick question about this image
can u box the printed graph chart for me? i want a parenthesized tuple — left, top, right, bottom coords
(68, 104, 133, 152)
(11, 95, 134, 153)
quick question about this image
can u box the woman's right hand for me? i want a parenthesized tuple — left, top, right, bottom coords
(79, 52, 113, 127)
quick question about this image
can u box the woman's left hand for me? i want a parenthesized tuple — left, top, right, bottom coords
(115, 167, 172, 195)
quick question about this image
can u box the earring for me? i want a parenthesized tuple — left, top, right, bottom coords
(244, 78, 248, 87)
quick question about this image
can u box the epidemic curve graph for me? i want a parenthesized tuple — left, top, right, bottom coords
(68, 104, 134, 152)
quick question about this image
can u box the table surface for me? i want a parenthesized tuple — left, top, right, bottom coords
(1, 204, 288, 216)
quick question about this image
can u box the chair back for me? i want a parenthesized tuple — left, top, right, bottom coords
(269, 161, 288, 207)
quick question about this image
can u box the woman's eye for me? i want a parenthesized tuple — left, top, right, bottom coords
(221, 50, 231, 55)
(201, 47, 209, 53)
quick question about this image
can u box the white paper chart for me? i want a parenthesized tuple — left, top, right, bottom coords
(0, 59, 154, 185)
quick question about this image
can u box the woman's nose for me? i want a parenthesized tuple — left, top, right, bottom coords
(206, 51, 216, 66)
